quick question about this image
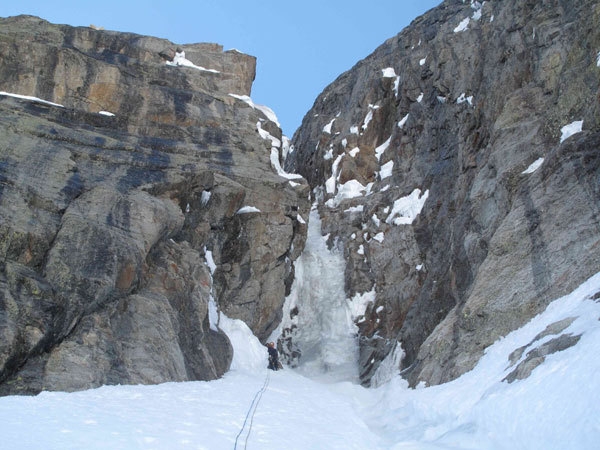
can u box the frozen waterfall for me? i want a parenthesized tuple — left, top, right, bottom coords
(273, 206, 361, 382)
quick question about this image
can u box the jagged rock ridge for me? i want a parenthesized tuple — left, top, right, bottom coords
(286, 0, 600, 386)
(0, 15, 310, 394)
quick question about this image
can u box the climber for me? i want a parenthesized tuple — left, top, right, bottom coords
(267, 342, 280, 371)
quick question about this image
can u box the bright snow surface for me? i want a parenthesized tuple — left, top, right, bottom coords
(1, 212, 600, 449)
(560, 120, 583, 143)
(522, 157, 544, 174)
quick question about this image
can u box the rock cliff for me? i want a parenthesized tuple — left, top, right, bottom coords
(0, 15, 309, 394)
(287, 0, 600, 386)
(2, 0, 600, 395)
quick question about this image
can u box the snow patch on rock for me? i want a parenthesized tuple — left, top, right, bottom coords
(386, 189, 429, 225)
(560, 120, 583, 143)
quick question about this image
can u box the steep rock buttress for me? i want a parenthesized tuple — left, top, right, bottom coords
(286, 0, 600, 386)
(0, 15, 310, 394)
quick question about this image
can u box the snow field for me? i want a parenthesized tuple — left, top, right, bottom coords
(0, 264, 599, 450)
(0, 370, 379, 450)
(356, 272, 600, 449)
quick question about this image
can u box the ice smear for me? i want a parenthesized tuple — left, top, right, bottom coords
(370, 342, 404, 388)
(362, 110, 373, 130)
(325, 154, 344, 194)
(560, 120, 583, 143)
(204, 249, 217, 275)
(522, 157, 544, 174)
(204, 248, 218, 331)
(344, 205, 364, 214)
(471, 0, 483, 20)
(454, 17, 470, 32)
(0, 91, 64, 108)
(372, 214, 381, 227)
(398, 113, 409, 129)
(255, 121, 303, 181)
(323, 118, 335, 134)
(382, 67, 397, 78)
(208, 298, 219, 331)
(270, 148, 303, 180)
(381, 70, 400, 97)
(281, 136, 293, 162)
(348, 289, 376, 322)
(236, 206, 261, 214)
(375, 136, 391, 161)
(166, 51, 220, 74)
(362, 105, 379, 131)
(257, 121, 281, 148)
(201, 190, 211, 206)
(457, 93, 474, 105)
(379, 160, 394, 180)
(393, 77, 400, 96)
(229, 94, 280, 127)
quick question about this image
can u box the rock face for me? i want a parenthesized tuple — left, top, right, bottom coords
(287, 0, 600, 386)
(0, 15, 310, 394)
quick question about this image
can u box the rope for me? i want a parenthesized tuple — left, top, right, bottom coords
(234, 371, 270, 450)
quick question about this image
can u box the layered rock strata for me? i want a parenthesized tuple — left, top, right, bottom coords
(0, 15, 309, 394)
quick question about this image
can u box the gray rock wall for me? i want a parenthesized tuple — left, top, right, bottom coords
(288, 0, 600, 385)
(0, 16, 310, 394)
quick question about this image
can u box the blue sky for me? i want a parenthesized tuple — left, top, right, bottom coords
(3, 0, 441, 136)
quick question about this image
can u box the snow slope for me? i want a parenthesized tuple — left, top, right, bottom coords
(0, 370, 380, 450)
(1, 215, 599, 449)
(361, 272, 600, 449)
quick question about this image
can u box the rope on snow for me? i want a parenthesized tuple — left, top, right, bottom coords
(234, 371, 270, 450)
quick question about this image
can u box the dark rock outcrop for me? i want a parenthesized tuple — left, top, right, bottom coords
(503, 317, 580, 383)
(0, 15, 309, 394)
(287, 0, 600, 386)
